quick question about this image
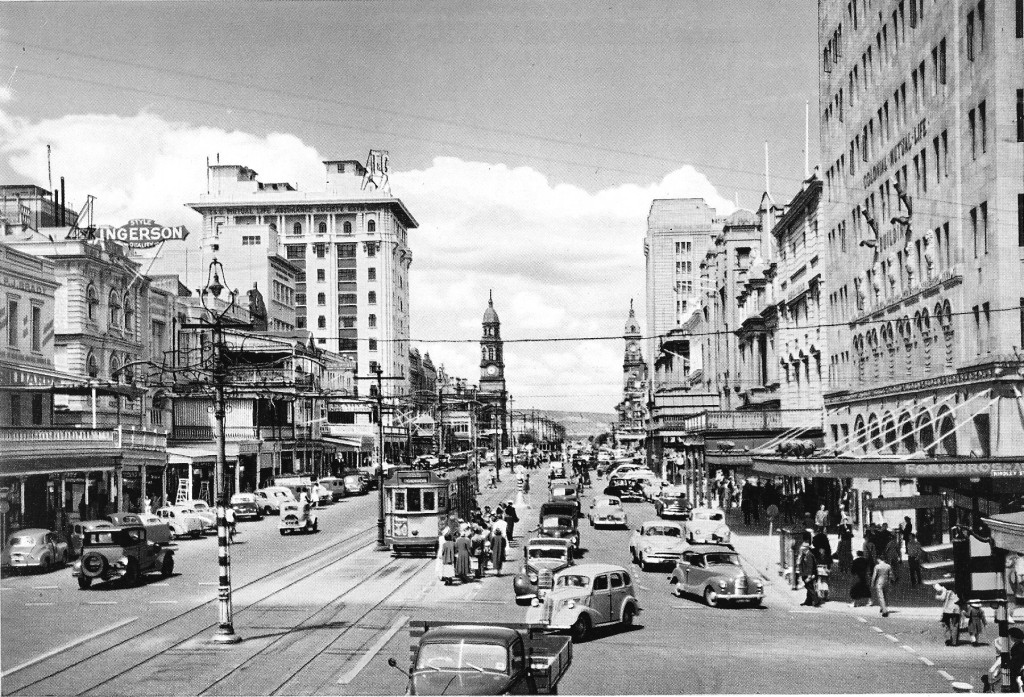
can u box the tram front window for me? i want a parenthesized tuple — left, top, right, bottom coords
(408, 489, 422, 512)
(394, 490, 406, 511)
(423, 491, 436, 511)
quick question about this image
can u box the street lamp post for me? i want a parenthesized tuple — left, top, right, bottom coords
(356, 365, 400, 551)
(181, 258, 250, 646)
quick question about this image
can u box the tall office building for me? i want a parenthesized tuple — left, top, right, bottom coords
(187, 157, 418, 396)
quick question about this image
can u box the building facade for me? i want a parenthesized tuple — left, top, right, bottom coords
(187, 157, 417, 397)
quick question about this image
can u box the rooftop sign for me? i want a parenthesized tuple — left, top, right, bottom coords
(96, 219, 190, 248)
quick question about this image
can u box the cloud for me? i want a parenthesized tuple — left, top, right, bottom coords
(0, 107, 737, 414)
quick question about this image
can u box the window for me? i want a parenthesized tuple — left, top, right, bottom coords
(1019, 194, 1024, 247)
(971, 206, 979, 257)
(342, 316, 356, 328)
(337, 243, 356, 258)
(368, 268, 377, 282)
(978, 1, 986, 53)
(593, 575, 609, 591)
(108, 291, 120, 327)
(338, 293, 356, 305)
(31, 393, 43, 425)
(338, 269, 357, 282)
(10, 394, 20, 426)
(368, 314, 377, 329)
(366, 243, 376, 258)
(293, 222, 302, 236)
(86, 284, 98, 320)
(969, 108, 977, 160)
(296, 293, 306, 305)
(967, 10, 975, 60)
(318, 221, 327, 235)
(369, 338, 378, 351)
(317, 315, 326, 329)
(1017, 90, 1024, 143)
(980, 100, 987, 153)
(939, 38, 947, 85)
(1018, 0, 1023, 38)
(314, 243, 327, 258)
(241, 235, 261, 246)
(316, 269, 326, 282)
(343, 221, 352, 234)
(368, 291, 376, 304)
(87, 352, 99, 378)
(367, 219, 376, 233)
(317, 293, 326, 306)
(296, 316, 306, 329)
(285, 245, 305, 260)
(981, 201, 989, 254)
(31, 305, 41, 351)
(123, 295, 134, 334)
(6, 299, 17, 347)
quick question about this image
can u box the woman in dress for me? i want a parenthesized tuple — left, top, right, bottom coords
(454, 529, 473, 583)
(440, 533, 457, 586)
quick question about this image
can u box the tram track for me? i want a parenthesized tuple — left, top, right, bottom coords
(6, 522, 378, 696)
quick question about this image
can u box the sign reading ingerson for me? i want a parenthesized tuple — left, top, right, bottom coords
(95, 219, 190, 248)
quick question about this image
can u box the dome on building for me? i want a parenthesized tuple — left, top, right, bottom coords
(624, 299, 641, 334)
(483, 290, 500, 324)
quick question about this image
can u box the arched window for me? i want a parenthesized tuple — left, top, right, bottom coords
(86, 284, 98, 320)
(122, 360, 134, 384)
(917, 411, 935, 457)
(882, 412, 898, 453)
(86, 352, 99, 378)
(368, 291, 376, 304)
(899, 412, 916, 453)
(317, 315, 326, 329)
(109, 353, 120, 381)
(317, 293, 326, 306)
(343, 221, 352, 234)
(318, 221, 327, 235)
(936, 408, 957, 455)
(868, 413, 883, 451)
(367, 219, 376, 233)
(108, 291, 121, 326)
(123, 294, 134, 333)
(293, 222, 302, 236)
(854, 415, 868, 452)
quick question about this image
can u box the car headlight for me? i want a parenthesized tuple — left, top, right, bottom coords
(528, 573, 538, 583)
(717, 580, 727, 589)
(565, 599, 576, 609)
(531, 598, 540, 607)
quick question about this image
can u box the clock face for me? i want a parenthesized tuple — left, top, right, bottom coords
(486, 365, 498, 376)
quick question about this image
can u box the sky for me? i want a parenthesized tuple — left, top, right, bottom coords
(0, 1, 820, 414)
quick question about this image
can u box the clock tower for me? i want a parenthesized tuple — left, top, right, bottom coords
(480, 291, 508, 449)
(617, 299, 647, 446)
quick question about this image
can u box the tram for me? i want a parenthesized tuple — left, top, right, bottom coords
(384, 468, 475, 555)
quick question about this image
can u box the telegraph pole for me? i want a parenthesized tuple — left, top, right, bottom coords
(355, 366, 402, 551)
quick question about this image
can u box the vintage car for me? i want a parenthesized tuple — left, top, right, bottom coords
(606, 464, 646, 480)
(654, 494, 692, 520)
(279, 501, 319, 535)
(317, 477, 348, 501)
(683, 507, 732, 544)
(106, 513, 173, 545)
(549, 486, 581, 515)
(588, 496, 628, 529)
(525, 563, 641, 642)
(179, 499, 218, 532)
(603, 477, 645, 502)
(229, 493, 263, 521)
(343, 474, 368, 495)
(70, 520, 116, 558)
(628, 521, 687, 571)
(3, 528, 69, 572)
(669, 545, 764, 607)
(154, 506, 206, 539)
(619, 470, 660, 500)
(537, 501, 580, 551)
(512, 537, 573, 605)
(255, 486, 296, 514)
(73, 525, 174, 589)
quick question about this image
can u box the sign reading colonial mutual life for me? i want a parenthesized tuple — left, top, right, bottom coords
(95, 218, 190, 248)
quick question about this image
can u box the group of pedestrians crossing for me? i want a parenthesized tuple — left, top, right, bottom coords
(436, 501, 519, 585)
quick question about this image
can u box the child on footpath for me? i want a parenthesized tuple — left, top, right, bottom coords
(964, 599, 986, 646)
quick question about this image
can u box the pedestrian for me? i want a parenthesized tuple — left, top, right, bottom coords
(965, 600, 986, 646)
(837, 511, 854, 572)
(224, 502, 237, 542)
(440, 533, 457, 585)
(901, 515, 914, 553)
(472, 526, 489, 579)
(490, 528, 507, 577)
(1009, 627, 1024, 690)
(812, 529, 833, 569)
(143, 496, 152, 515)
(435, 526, 449, 580)
(741, 481, 753, 525)
(766, 503, 779, 536)
(936, 583, 962, 645)
(503, 501, 519, 545)
(863, 526, 879, 571)
(489, 470, 498, 489)
(872, 556, 893, 617)
(491, 513, 508, 539)
(814, 504, 829, 533)
(850, 551, 871, 607)
(906, 533, 924, 586)
(798, 538, 819, 607)
(802, 511, 815, 530)
(454, 530, 473, 583)
(884, 533, 902, 584)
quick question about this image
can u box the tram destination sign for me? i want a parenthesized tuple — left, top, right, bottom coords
(96, 218, 190, 248)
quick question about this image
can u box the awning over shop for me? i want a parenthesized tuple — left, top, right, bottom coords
(0, 457, 117, 477)
(984, 512, 1024, 554)
(321, 435, 367, 451)
(753, 456, 1024, 479)
(167, 446, 217, 465)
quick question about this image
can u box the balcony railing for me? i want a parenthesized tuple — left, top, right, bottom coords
(0, 426, 167, 459)
(679, 409, 822, 432)
(171, 425, 318, 442)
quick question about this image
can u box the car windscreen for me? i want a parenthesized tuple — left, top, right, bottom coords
(416, 642, 508, 674)
(8, 535, 37, 546)
(599, 498, 620, 507)
(528, 547, 567, 560)
(552, 488, 574, 497)
(541, 516, 572, 528)
(705, 553, 741, 566)
(86, 529, 143, 546)
(708, 512, 724, 520)
(646, 526, 681, 537)
(555, 574, 590, 588)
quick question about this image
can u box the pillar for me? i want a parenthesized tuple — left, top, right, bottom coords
(116, 466, 124, 513)
(187, 462, 194, 501)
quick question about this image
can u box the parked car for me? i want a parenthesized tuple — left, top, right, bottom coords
(683, 507, 732, 544)
(525, 563, 641, 642)
(654, 494, 692, 520)
(106, 513, 173, 545)
(512, 537, 574, 606)
(279, 501, 318, 535)
(3, 528, 69, 572)
(229, 493, 263, 521)
(154, 506, 206, 539)
(343, 473, 368, 496)
(669, 545, 764, 607)
(588, 496, 628, 529)
(317, 477, 348, 501)
(72, 525, 174, 589)
(628, 521, 687, 571)
(179, 500, 217, 532)
(70, 520, 116, 558)
(254, 487, 294, 515)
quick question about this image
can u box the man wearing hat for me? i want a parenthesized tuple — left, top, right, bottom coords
(1009, 627, 1024, 691)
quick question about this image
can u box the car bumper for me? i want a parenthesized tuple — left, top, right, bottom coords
(715, 592, 763, 601)
(643, 553, 684, 564)
(8, 557, 44, 568)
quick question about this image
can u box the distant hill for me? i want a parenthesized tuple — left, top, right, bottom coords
(515, 409, 616, 440)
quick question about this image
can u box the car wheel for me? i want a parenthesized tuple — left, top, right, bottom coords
(161, 555, 174, 578)
(41, 555, 52, 573)
(704, 586, 719, 608)
(312, 520, 319, 533)
(749, 598, 762, 608)
(621, 605, 636, 628)
(570, 614, 591, 643)
(77, 576, 92, 590)
(192, 530, 202, 539)
(672, 580, 683, 597)
(124, 559, 140, 587)
(629, 547, 636, 563)
(279, 529, 287, 536)
(639, 553, 649, 572)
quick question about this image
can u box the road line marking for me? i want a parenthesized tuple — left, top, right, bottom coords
(857, 616, 868, 623)
(938, 670, 955, 681)
(198, 582, 216, 586)
(788, 609, 818, 614)
(31, 586, 58, 590)
(150, 600, 178, 604)
(871, 626, 884, 633)
(1, 616, 138, 677)
(884, 634, 900, 642)
(150, 583, 169, 587)
(638, 585, 651, 591)
(901, 645, 916, 653)
(84, 601, 117, 605)
(919, 656, 935, 667)
(25, 602, 54, 606)
(0, 587, 16, 591)
(337, 615, 410, 684)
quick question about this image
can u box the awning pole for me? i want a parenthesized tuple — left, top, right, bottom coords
(91, 386, 97, 429)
